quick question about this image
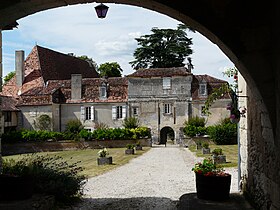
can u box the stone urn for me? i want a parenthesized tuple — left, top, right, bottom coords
(135, 145, 142, 150)
(125, 149, 135, 155)
(212, 155, 227, 164)
(202, 148, 211, 154)
(97, 156, 113, 165)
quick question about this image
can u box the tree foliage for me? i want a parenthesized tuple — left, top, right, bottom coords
(129, 24, 195, 70)
(4, 71, 15, 84)
(98, 62, 123, 77)
(77, 55, 98, 70)
(202, 67, 238, 115)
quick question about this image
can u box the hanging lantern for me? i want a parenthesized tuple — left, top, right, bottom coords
(94, 3, 109, 19)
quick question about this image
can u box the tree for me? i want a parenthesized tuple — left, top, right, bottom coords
(77, 55, 98, 70)
(129, 24, 195, 70)
(98, 62, 123, 77)
(4, 71, 15, 84)
(35, 114, 52, 131)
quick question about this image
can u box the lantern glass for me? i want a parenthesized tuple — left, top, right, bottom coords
(95, 3, 109, 18)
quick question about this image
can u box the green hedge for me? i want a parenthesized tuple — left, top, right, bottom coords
(1, 127, 151, 143)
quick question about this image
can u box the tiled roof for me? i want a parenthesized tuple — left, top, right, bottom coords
(18, 77, 128, 105)
(126, 67, 192, 78)
(36, 45, 99, 82)
(0, 95, 19, 111)
(1, 45, 100, 98)
(191, 74, 230, 100)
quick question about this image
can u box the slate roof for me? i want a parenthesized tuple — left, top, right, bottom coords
(126, 67, 191, 78)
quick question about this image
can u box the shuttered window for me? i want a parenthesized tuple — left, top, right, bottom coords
(112, 105, 126, 119)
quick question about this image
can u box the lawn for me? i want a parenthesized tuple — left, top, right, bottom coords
(3, 147, 151, 178)
(188, 143, 238, 168)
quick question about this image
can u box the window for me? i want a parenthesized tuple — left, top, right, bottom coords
(199, 83, 207, 96)
(81, 106, 94, 121)
(4, 112, 12, 122)
(132, 107, 139, 116)
(164, 103, 171, 114)
(163, 77, 171, 89)
(112, 105, 126, 119)
(100, 83, 107, 98)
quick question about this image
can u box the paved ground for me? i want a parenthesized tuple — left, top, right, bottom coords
(68, 145, 252, 210)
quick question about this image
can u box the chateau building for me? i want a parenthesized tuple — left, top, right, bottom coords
(1, 45, 231, 143)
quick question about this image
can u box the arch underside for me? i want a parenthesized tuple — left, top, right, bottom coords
(1, 1, 279, 209)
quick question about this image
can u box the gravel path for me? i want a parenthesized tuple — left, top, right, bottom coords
(69, 145, 238, 210)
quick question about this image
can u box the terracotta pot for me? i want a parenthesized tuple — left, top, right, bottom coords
(0, 174, 34, 201)
(195, 172, 231, 200)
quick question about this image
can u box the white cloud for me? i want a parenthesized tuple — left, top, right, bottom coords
(2, 3, 233, 81)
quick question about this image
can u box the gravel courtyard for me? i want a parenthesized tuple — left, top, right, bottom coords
(70, 145, 238, 210)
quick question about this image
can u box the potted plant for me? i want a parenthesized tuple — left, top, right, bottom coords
(125, 144, 135, 154)
(202, 142, 210, 154)
(192, 158, 231, 200)
(212, 148, 226, 164)
(97, 148, 112, 165)
(135, 141, 142, 150)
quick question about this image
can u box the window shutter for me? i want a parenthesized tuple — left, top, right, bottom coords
(91, 106, 94, 121)
(112, 106, 117, 120)
(81, 106, 85, 121)
(122, 105, 127, 119)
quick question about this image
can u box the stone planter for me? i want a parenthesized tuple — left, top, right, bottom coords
(212, 155, 227, 164)
(135, 145, 142, 150)
(195, 172, 231, 200)
(202, 148, 210, 154)
(97, 156, 113, 165)
(0, 174, 34, 201)
(125, 149, 135, 155)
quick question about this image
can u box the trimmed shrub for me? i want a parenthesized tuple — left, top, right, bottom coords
(35, 114, 52, 131)
(207, 121, 237, 145)
(183, 116, 207, 137)
(3, 154, 87, 203)
(122, 117, 140, 129)
(65, 119, 84, 134)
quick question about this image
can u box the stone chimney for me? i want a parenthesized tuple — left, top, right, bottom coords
(15, 50, 25, 87)
(71, 74, 82, 100)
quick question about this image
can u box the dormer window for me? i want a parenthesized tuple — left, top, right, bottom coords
(100, 82, 107, 98)
(199, 80, 207, 96)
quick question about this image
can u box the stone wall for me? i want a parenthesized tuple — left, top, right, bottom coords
(2, 138, 152, 156)
(239, 73, 280, 210)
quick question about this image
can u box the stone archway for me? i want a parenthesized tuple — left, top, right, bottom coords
(160, 126, 175, 145)
(1, 1, 280, 209)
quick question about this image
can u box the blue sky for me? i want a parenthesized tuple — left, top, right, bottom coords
(2, 3, 234, 81)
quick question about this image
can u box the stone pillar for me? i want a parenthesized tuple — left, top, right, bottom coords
(15, 50, 24, 87)
(71, 74, 82, 100)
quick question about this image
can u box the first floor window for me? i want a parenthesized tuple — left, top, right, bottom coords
(112, 105, 126, 119)
(164, 103, 171, 114)
(81, 106, 94, 121)
(132, 107, 139, 116)
(4, 112, 12, 122)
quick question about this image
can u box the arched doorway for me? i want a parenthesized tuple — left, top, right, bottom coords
(0, 2, 279, 209)
(160, 126, 175, 145)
